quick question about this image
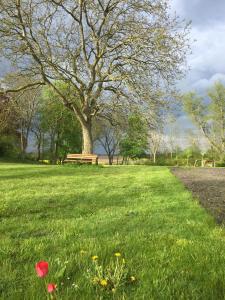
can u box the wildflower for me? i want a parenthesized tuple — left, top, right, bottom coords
(100, 279, 108, 287)
(114, 252, 121, 257)
(130, 276, 136, 282)
(92, 255, 98, 261)
(35, 261, 49, 278)
(47, 283, 57, 293)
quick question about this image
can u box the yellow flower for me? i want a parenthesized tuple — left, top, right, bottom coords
(114, 252, 121, 257)
(100, 279, 108, 287)
(92, 255, 98, 261)
(130, 276, 136, 282)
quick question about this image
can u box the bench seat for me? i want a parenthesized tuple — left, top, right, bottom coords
(64, 154, 98, 165)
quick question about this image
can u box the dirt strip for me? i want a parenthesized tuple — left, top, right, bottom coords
(171, 168, 225, 224)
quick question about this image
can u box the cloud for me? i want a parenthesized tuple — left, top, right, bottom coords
(170, 0, 225, 93)
(192, 73, 225, 92)
(171, 0, 225, 28)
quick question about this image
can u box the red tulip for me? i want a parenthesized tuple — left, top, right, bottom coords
(35, 261, 49, 277)
(47, 283, 57, 293)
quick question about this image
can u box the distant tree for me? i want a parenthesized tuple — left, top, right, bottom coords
(94, 118, 122, 165)
(148, 128, 163, 163)
(183, 82, 225, 161)
(40, 86, 82, 163)
(2, 73, 41, 158)
(120, 114, 148, 161)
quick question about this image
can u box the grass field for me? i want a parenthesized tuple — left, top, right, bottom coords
(1, 164, 225, 299)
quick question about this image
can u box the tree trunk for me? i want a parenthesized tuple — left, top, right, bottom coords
(108, 154, 113, 165)
(81, 122, 93, 154)
(153, 152, 156, 164)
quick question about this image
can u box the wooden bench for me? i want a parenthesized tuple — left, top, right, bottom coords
(194, 159, 215, 167)
(64, 154, 98, 165)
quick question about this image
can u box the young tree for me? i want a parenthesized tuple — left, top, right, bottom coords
(148, 128, 163, 163)
(120, 114, 148, 161)
(183, 82, 225, 161)
(94, 119, 121, 165)
(39, 87, 82, 163)
(0, 0, 190, 153)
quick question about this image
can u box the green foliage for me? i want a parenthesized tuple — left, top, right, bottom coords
(120, 114, 148, 159)
(40, 84, 82, 161)
(183, 82, 225, 161)
(0, 135, 19, 157)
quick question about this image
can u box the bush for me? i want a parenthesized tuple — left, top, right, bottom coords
(0, 135, 19, 157)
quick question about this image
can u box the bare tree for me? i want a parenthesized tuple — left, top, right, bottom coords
(94, 119, 122, 164)
(148, 128, 163, 163)
(0, 0, 190, 153)
(0, 93, 11, 133)
(2, 74, 41, 158)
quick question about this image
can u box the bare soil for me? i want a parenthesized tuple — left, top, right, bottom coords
(171, 167, 225, 224)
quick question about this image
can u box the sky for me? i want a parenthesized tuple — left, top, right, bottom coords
(171, 0, 225, 92)
(167, 0, 225, 147)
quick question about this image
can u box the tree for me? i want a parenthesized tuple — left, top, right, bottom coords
(120, 114, 148, 161)
(183, 82, 225, 161)
(38, 86, 82, 163)
(0, 93, 11, 134)
(0, 0, 190, 153)
(148, 128, 163, 163)
(94, 118, 122, 165)
(2, 73, 41, 158)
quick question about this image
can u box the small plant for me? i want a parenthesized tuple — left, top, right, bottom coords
(87, 252, 137, 296)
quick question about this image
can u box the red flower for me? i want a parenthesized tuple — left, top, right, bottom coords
(47, 283, 57, 293)
(35, 261, 49, 277)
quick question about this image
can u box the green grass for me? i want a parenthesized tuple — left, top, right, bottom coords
(1, 164, 225, 299)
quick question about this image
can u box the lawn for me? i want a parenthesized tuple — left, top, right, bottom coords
(1, 164, 225, 299)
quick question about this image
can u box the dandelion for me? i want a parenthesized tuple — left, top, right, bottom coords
(92, 255, 98, 261)
(35, 261, 49, 278)
(100, 279, 108, 287)
(114, 252, 121, 257)
(47, 283, 57, 293)
(130, 276, 136, 282)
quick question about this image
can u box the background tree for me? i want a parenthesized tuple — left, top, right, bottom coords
(183, 82, 225, 161)
(148, 127, 163, 164)
(94, 118, 122, 165)
(120, 114, 148, 162)
(39, 87, 82, 163)
(0, 0, 190, 153)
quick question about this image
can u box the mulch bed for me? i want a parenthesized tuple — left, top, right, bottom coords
(171, 167, 225, 224)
